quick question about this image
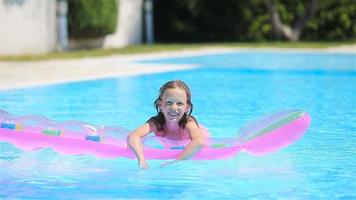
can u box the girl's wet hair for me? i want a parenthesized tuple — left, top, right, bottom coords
(148, 80, 198, 132)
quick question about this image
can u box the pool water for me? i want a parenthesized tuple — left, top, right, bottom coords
(1, 51, 355, 199)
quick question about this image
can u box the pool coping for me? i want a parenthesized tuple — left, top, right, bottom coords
(0, 45, 355, 90)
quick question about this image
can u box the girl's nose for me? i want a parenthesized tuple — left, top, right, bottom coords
(171, 103, 178, 110)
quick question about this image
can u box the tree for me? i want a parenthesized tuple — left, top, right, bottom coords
(264, 0, 318, 41)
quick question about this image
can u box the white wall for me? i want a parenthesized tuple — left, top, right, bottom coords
(104, 0, 143, 48)
(0, 0, 57, 56)
(0, 0, 143, 56)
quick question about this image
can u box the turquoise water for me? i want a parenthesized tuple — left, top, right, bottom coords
(0, 51, 355, 199)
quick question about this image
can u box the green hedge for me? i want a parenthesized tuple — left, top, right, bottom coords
(68, 0, 118, 39)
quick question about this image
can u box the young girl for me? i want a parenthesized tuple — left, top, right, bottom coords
(127, 80, 208, 168)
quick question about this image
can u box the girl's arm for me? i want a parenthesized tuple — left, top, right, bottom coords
(127, 123, 152, 169)
(177, 122, 205, 160)
(161, 121, 205, 167)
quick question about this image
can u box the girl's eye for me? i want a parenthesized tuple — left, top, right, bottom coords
(165, 101, 185, 106)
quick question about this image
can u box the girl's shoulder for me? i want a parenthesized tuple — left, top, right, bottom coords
(146, 116, 165, 136)
(186, 117, 210, 137)
(146, 116, 161, 132)
(184, 116, 200, 132)
(187, 115, 199, 126)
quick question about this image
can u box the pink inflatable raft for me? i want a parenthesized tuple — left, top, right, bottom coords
(0, 109, 311, 160)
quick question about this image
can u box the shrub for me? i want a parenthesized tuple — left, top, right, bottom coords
(68, 0, 118, 39)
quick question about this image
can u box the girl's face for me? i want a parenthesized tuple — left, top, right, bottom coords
(159, 88, 190, 122)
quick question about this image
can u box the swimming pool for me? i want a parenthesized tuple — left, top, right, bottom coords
(1, 51, 355, 199)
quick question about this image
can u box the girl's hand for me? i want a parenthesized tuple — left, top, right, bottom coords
(139, 159, 149, 169)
